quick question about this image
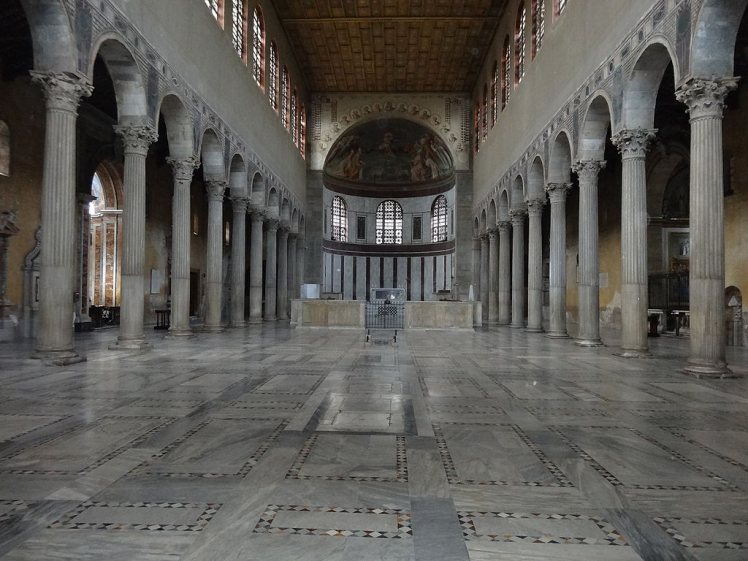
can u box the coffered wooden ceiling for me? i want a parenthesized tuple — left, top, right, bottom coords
(271, 0, 507, 93)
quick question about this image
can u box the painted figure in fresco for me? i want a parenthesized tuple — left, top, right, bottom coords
(341, 146, 364, 180)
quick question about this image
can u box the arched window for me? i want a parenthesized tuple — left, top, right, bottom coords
(252, 6, 265, 88)
(268, 42, 279, 111)
(431, 196, 448, 242)
(474, 101, 481, 153)
(482, 84, 488, 140)
(515, 3, 527, 84)
(299, 104, 307, 158)
(376, 201, 403, 245)
(291, 90, 298, 146)
(501, 36, 511, 109)
(331, 196, 347, 241)
(281, 66, 290, 129)
(0, 121, 9, 176)
(532, 0, 546, 58)
(556, 0, 567, 16)
(204, 0, 223, 24)
(491, 61, 499, 127)
(232, 0, 247, 61)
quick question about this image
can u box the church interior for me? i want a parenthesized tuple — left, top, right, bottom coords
(0, 0, 748, 559)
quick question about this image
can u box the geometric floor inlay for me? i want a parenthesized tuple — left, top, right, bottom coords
(653, 516, 748, 549)
(252, 505, 413, 539)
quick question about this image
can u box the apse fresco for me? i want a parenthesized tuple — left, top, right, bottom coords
(324, 119, 454, 186)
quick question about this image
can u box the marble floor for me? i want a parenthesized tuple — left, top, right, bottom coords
(1, 325, 748, 560)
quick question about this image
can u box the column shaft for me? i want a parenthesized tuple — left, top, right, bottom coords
(498, 221, 512, 325)
(480, 235, 489, 325)
(526, 199, 545, 332)
(296, 236, 306, 299)
(546, 183, 570, 337)
(30, 72, 92, 363)
(230, 197, 248, 327)
(204, 181, 227, 331)
(113, 124, 158, 350)
(167, 157, 198, 336)
(264, 220, 279, 320)
(287, 234, 297, 310)
(488, 229, 499, 324)
(510, 210, 527, 328)
(248, 210, 265, 323)
(277, 228, 289, 319)
(472, 237, 481, 299)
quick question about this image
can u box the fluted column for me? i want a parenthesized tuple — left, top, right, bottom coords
(248, 208, 265, 323)
(230, 196, 249, 328)
(545, 183, 571, 338)
(612, 129, 656, 357)
(277, 227, 289, 319)
(264, 219, 279, 321)
(676, 77, 739, 377)
(498, 221, 512, 325)
(296, 235, 306, 298)
(30, 72, 92, 363)
(472, 237, 481, 299)
(287, 233, 297, 310)
(480, 234, 489, 325)
(488, 228, 499, 324)
(573, 160, 606, 347)
(111, 124, 158, 350)
(166, 156, 199, 337)
(526, 198, 545, 333)
(204, 180, 227, 332)
(510, 209, 527, 328)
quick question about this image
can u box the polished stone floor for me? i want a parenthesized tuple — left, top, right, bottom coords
(1, 325, 747, 560)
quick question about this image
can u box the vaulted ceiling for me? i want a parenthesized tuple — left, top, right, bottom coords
(271, 0, 508, 93)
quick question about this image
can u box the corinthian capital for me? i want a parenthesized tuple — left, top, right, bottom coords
(265, 218, 280, 232)
(675, 76, 739, 120)
(167, 155, 200, 182)
(545, 182, 571, 203)
(611, 128, 657, 159)
(572, 160, 606, 182)
(526, 197, 546, 216)
(205, 180, 228, 202)
(249, 206, 265, 222)
(498, 220, 512, 234)
(510, 208, 527, 226)
(114, 124, 158, 156)
(30, 71, 93, 114)
(231, 197, 249, 214)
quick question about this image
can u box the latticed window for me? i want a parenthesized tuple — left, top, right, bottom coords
(502, 37, 511, 108)
(232, 0, 247, 61)
(482, 84, 488, 140)
(331, 196, 347, 241)
(532, 0, 546, 58)
(204, 0, 221, 22)
(474, 102, 481, 153)
(431, 196, 448, 242)
(491, 61, 499, 127)
(376, 201, 403, 245)
(557, 0, 567, 15)
(299, 104, 306, 158)
(268, 42, 278, 111)
(291, 91, 298, 146)
(281, 66, 290, 129)
(515, 3, 527, 83)
(252, 6, 265, 88)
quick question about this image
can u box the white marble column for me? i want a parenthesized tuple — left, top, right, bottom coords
(30, 72, 92, 363)
(488, 228, 499, 324)
(230, 196, 249, 328)
(612, 129, 656, 357)
(472, 236, 481, 299)
(510, 209, 527, 328)
(166, 156, 199, 337)
(296, 235, 306, 298)
(277, 227, 289, 320)
(498, 221, 512, 325)
(264, 219, 279, 321)
(287, 233, 297, 310)
(248, 208, 264, 323)
(545, 183, 571, 338)
(111, 124, 158, 350)
(480, 234, 489, 324)
(204, 180, 227, 332)
(525, 198, 545, 333)
(676, 77, 739, 377)
(573, 160, 606, 347)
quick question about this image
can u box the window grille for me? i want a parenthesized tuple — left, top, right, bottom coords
(252, 7, 265, 88)
(515, 3, 527, 83)
(502, 37, 511, 108)
(376, 201, 403, 245)
(268, 42, 278, 111)
(533, 0, 546, 57)
(331, 196, 347, 241)
(431, 196, 448, 242)
(232, 0, 246, 60)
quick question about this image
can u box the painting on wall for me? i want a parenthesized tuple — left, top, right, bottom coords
(324, 118, 454, 187)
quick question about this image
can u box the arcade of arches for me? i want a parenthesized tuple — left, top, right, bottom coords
(1, 1, 748, 560)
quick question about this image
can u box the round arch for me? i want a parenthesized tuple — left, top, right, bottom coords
(691, 0, 748, 77)
(579, 93, 614, 161)
(623, 39, 678, 130)
(549, 130, 573, 183)
(157, 93, 194, 159)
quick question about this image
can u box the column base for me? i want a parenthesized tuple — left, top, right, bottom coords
(614, 348, 652, 359)
(109, 338, 150, 351)
(510, 323, 526, 329)
(202, 325, 225, 333)
(31, 349, 86, 366)
(546, 331, 569, 339)
(166, 328, 193, 338)
(682, 362, 739, 379)
(575, 338, 605, 348)
(525, 326, 544, 333)
(264, 316, 278, 322)
(248, 316, 263, 324)
(230, 321, 248, 329)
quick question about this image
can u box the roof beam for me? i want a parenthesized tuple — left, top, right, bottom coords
(281, 16, 498, 25)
